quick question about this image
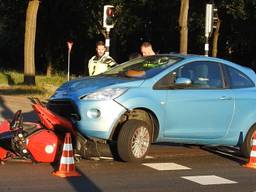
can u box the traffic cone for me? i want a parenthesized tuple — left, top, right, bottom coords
(52, 133, 80, 177)
(244, 132, 256, 169)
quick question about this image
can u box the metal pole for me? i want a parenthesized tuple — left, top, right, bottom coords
(205, 4, 213, 57)
(67, 49, 70, 81)
(105, 28, 110, 56)
(204, 36, 209, 57)
(67, 41, 73, 81)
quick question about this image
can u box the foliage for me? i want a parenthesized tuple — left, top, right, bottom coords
(0, 1, 27, 70)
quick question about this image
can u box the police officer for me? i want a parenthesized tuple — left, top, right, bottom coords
(88, 41, 116, 76)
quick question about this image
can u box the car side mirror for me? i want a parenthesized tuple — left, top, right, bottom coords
(175, 77, 192, 87)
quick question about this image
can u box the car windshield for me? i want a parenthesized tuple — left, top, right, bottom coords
(103, 55, 182, 79)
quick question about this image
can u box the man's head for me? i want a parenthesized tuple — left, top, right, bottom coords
(140, 42, 155, 56)
(96, 41, 106, 57)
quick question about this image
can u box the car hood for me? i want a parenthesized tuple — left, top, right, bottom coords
(50, 76, 144, 99)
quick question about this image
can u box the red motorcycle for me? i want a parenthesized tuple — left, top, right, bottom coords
(0, 99, 110, 163)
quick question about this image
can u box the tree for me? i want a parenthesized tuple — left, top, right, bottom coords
(179, 0, 189, 54)
(2, 0, 256, 75)
(0, 1, 26, 71)
(216, 0, 246, 61)
(212, 18, 221, 57)
(24, 0, 40, 85)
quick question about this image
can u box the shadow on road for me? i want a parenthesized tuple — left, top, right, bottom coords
(0, 96, 38, 122)
(201, 146, 247, 165)
(50, 156, 101, 191)
(0, 87, 44, 96)
(0, 96, 14, 120)
(153, 142, 248, 165)
(65, 167, 101, 192)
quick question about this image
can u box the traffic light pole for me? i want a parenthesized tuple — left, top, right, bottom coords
(204, 3, 212, 57)
(105, 28, 111, 56)
(67, 41, 73, 81)
(204, 35, 209, 57)
(204, 3, 218, 57)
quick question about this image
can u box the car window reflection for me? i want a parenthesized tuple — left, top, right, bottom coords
(103, 56, 182, 79)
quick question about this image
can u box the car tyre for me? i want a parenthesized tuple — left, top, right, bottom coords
(117, 119, 151, 162)
(241, 126, 256, 158)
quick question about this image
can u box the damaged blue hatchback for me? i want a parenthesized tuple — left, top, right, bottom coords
(48, 54, 256, 162)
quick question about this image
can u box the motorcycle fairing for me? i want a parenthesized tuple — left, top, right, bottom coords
(0, 114, 60, 163)
(0, 120, 11, 134)
(32, 102, 76, 136)
(26, 129, 59, 162)
(0, 120, 17, 160)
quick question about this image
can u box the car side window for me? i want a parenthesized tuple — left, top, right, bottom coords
(174, 61, 223, 89)
(226, 66, 254, 89)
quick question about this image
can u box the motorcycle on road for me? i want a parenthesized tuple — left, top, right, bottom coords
(0, 99, 112, 163)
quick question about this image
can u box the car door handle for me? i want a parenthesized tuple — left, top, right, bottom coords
(219, 96, 233, 100)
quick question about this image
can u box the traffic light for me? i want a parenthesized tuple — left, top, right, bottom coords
(205, 3, 218, 37)
(103, 5, 115, 29)
(205, 4, 213, 37)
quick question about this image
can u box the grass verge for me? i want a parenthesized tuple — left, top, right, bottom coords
(0, 71, 67, 99)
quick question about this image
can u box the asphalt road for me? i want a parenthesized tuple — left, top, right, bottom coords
(0, 95, 256, 192)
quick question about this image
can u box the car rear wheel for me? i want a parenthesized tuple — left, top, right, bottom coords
(117, 119, 151, 162)
(240, 126, 256, 158)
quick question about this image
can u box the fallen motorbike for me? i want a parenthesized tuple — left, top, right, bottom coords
(0, 99, 112, 163)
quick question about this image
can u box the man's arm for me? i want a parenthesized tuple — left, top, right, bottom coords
(104, 56, 117, 68)
(88, 57, 96, 76)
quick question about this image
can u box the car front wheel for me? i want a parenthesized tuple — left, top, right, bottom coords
(117, 119, 151, 162)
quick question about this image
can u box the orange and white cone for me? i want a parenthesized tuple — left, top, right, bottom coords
(52, 133, 80, 177)
(245, 132, 256, 169)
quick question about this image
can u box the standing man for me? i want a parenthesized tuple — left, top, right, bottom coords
(88, 41, 116, 76)
(140, 42, 156, 56)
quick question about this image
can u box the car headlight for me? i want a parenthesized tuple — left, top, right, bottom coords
(81, 88, 127, 101)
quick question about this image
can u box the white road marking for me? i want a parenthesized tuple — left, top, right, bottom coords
(182, 175, 237, 185)
(142, 162, 191, 171)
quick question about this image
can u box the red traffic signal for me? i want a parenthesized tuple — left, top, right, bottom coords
(107, 7, 114, 17)
(103, 5, 115, 29)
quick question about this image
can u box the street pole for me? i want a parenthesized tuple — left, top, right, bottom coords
(204, 35, 209, 57)
(67, 41, 73, 81)
(67, 49, 70, 81)
(105, 28, 110, 56)
(205, 3, 213, 57)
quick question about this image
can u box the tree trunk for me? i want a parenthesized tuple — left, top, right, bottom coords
(212, 19, 221, 57)
(179, 0, 189, 55)
(24, 0, 40, 85)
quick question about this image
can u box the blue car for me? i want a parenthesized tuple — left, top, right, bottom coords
(48, 54, 256, 162)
